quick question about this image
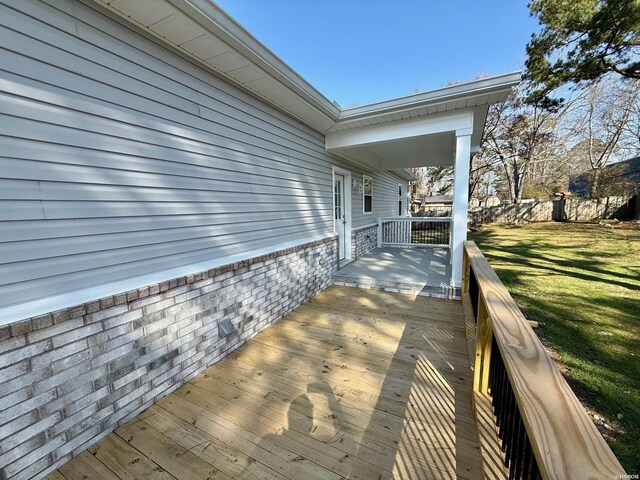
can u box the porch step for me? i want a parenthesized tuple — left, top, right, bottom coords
(332, 274, 460, 300)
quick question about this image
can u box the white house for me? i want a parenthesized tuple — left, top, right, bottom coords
(0, 1, 519, 478)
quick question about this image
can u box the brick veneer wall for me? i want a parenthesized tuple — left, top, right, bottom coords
(351, 224, 378, 260)
(0, 236, 337, 480)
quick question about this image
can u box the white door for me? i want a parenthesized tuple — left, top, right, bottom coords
(334, 173, 346, 259)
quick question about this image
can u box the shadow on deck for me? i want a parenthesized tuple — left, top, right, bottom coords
(48, 286, 499, 480)
(334, 248, 458, 299)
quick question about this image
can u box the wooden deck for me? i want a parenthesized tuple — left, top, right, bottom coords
(47, 286, 485, 480)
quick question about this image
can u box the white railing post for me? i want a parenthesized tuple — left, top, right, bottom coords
(377, 217, 382, 248)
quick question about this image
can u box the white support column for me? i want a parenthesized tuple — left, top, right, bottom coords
(450, 130, 471, 288)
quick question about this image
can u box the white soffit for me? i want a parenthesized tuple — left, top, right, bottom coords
(94, 0, 340, 131)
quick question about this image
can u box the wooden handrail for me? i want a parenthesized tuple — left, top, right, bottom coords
(462, 240, 625, 480)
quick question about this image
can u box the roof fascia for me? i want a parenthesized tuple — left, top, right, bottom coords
(338, 72, 521, 121)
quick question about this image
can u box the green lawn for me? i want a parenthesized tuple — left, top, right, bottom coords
(469, 221, 640, 474)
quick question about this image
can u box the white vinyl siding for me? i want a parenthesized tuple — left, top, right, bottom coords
(350, 171, 409, 229)
(0, 0, 406, 317)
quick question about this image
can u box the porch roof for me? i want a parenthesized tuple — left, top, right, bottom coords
(325, 74, 520, 170)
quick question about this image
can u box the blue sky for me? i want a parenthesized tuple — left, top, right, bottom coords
(214, 0, 540, 107)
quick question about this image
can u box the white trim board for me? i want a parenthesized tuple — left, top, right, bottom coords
(326, 110, 474, 151)
(0, 233, 335, 326)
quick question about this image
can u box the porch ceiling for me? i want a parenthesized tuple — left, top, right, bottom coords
(326, 109, 475, 171)
(340, 131, 457, 170)
(326, 74, 520, 171)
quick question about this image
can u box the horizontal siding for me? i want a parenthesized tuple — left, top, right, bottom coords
(0, 0, 406, 317)
(352, 171, 409, 228)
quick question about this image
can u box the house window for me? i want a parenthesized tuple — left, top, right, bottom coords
(363, 175, 372, 213)
(398, 185, 403, 216)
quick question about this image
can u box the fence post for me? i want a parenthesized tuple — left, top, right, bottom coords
(377, 217, 382, 248)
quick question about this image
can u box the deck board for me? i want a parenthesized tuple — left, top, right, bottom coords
(48, 286, 485, 480)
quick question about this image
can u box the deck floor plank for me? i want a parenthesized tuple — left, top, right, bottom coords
(87, 434, 177, 480)
(48, 285, 487, 480)
(57, 450, 121, 480)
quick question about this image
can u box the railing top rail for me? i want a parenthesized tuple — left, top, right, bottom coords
(463, 240, 625, 479)
(379, 216, 452, 222)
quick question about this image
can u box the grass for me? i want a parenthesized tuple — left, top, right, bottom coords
(469, 221, 640, 474)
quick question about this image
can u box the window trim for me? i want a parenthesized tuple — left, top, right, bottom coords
(363, 174, 373, 214)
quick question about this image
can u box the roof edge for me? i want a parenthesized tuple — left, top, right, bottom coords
(339, 72, 522, 120)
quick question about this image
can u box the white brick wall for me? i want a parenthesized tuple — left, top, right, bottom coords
(351, 224, 378, 259)
(0, 236, 337, 480)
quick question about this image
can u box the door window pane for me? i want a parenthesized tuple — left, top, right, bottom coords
(334, 180, 342, 220)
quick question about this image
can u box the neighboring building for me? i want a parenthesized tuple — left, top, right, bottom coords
(569, 156, 640, 197)
(413, 195, 453, 216)
(0, 1, 519, 478)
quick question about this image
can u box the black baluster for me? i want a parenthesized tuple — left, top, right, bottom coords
(501, 375, 514, 448)
(491, 345, 503, 415)
(509, 410, 522, 479)
(489, 338, 497, 397)
(513, 415, 527, 479)
(521, 435, 532, 480)
(528, 447, 540, 480)
(496, 353, 506, 432)
(506, 391, 517, 463)
(469, 270, 479, 321)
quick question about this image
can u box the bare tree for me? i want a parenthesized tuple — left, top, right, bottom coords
(469, 153, 499, 199)
(409, 167, 427, 210)
(472, 78, 640, 201)
(480, 87, 572, 203)
(409, 166, 453, 209)
(422, 166, 454, 196)
(624, 96, 640, 156)
(570, 77, 640, 196)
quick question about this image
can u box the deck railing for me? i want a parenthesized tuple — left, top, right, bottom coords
(377, 216, 451, 248)
(462, 241, 625, 480)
